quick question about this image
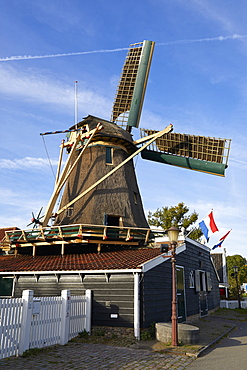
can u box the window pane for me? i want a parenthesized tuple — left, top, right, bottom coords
(106, 147, 113, 164)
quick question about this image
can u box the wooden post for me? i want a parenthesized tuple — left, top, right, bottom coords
(19, 290, 34, 355)
(60, 290, 71, 345)
(134, 273, 140, 340)
(171, 243, 178, 346)
(61, 242, 65, 256)
(85, 290, 92, 334)
(32, 245, 36, 257)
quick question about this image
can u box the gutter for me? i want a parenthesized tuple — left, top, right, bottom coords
(0, 268, 142, 276)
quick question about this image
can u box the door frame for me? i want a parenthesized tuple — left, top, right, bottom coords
(176, 265, 186, 322)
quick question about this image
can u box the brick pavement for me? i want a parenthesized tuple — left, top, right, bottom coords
(0, 342, 195, 369)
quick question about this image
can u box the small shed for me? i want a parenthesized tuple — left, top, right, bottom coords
(0, 237, 219, 339)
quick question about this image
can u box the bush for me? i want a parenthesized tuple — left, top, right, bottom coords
(140, 322, 156, 341)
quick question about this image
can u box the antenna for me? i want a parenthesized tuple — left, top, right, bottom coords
(75, 80, 78, 128)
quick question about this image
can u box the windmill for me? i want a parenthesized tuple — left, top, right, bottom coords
(5, 40, 231, 253)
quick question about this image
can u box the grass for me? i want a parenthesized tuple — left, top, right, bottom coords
(21, 346, 55, 358)
(213, 307, 247, 320)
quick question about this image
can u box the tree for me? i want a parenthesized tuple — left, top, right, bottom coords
(148, 202, 202, 240)
(226, 255, 247, 299)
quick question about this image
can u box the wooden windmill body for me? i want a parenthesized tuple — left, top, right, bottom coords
(54, 115, 149, 229)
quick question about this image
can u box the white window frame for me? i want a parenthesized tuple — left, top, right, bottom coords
(195, 270, 208, 292)
(189, 270, 195, 288)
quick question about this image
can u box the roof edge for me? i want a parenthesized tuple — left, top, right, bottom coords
(0, 268, 142, 275)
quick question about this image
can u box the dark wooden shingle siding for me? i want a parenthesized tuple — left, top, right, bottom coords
(176, 241, 220, 316)
(14, 273, 135, 327)
(141, 242, 219, 327)
(141, 263, 172, 328)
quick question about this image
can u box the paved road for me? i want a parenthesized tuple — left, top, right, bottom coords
(0, 342, 195, 369)
(187, 321, 247, 369)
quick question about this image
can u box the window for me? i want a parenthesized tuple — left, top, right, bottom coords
(0, 276, 14, 297)
(189, 270, 195, 288)
(103, 214, 120, 239)
(195, 270, 211, 292)
(104, 214, 120, 226)
(66, 206, 74, 217)
(206, 272, 212, 292)
(133, 192, 138, 205)
(106, 147, 113, 164)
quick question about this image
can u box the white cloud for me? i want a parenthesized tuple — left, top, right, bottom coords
(0, 47, 128, 62)
(0, 64, 112, 117)
(0, 157, 58, 170)
(158, 34, 247, 47)
(185, 0, 237, 33)
(0, 186, 43, 206)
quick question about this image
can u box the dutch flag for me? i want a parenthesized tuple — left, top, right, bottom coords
(212, 229, 232, 250)
(199, 210, 219, 242)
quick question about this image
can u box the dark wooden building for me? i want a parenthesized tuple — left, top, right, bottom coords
(0, 236, 219, 339)
(211, 249, 228, 298)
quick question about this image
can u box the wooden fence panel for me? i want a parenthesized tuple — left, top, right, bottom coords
(0, 290, 91, 359)
(0, 298, 23, 359)
(30, 296, 62, 349)
(69, 295, 87, 339)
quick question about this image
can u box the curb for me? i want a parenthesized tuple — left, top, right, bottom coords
(186, 324, 236, 358)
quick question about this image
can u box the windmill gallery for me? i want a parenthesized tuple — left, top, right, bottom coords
(0, 41, 231, 338)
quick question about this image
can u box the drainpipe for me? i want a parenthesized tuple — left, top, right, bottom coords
(134, 272, 140, 340)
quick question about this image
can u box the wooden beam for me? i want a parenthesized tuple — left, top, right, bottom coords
(13, 239, 139, 248)
(55, 139, 65, 184)
(132, 132, 160, 145)
(61, 242, 65, 256)
(42, 123, 103, 227)
(57, 124, 173, 215)
(32, 245, 36, 257)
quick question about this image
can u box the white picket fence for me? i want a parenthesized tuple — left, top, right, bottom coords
(220, 299, 247, 309)
(0, 289, 92, 359)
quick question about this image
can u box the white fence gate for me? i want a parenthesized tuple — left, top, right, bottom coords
(0, 289, 91, 360)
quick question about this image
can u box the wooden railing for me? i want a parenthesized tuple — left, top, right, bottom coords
(3, 224, 166, 251)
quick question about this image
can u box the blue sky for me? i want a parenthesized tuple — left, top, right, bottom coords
(0, 0, 246, 257)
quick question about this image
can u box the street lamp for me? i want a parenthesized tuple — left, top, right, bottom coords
(167, 226, 180, 347)
(233, 265, 241, 309)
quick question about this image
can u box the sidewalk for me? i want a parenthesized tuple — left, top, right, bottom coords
(0, 308, 245, 369)
(128, 307, 242, 357)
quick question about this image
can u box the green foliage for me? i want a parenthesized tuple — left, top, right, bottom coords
(22, 347, 42, 357)
(148, 202, 202, 241)
(226, 255, 247, 298)
(78, 330, 89, 338)
(140, 322, 156, 340)
(93, 329, 105, 337)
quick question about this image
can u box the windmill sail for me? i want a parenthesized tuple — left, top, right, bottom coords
(140, 129, 231, 176)
(111, 40, 155, 131)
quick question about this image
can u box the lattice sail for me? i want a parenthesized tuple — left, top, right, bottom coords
(140, 129, 231, 176)
(111, 40, 155, 130)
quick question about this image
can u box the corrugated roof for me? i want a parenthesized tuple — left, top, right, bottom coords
(0, 248, 162, 273)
